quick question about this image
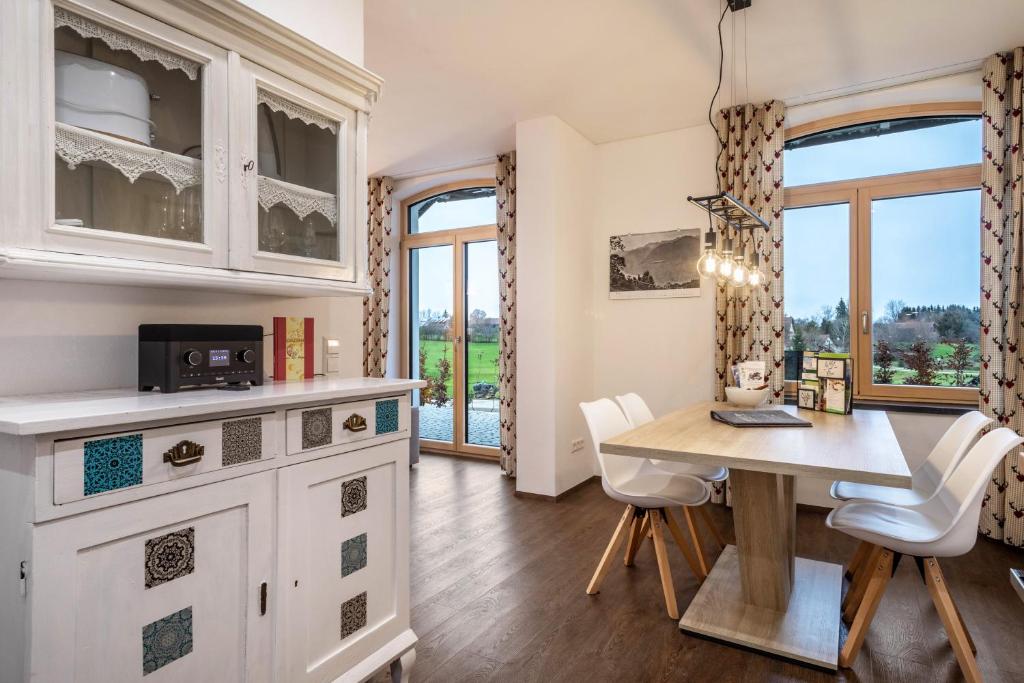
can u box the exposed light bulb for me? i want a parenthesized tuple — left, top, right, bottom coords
(730, 259, 749, 286)
(696, 249, 720, 278)
(748, 268, 763, 287)
(717, 257, 734, 278)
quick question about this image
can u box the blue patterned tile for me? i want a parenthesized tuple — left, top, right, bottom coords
(84, 434, 143, 496)
(142, 606, 193, 675)
(341, 533, 367, 577)
(375, 399, 399, 434)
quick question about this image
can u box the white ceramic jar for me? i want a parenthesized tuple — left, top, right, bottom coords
(55, 50, 152, 145)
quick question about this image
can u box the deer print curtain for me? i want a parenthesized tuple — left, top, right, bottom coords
(363, 177, 394, 378)
(710, 101, 785, 504)
(979, 51, 1024, 546)
(497, 153, 518, 477)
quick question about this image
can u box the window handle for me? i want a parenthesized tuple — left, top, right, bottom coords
(861, 311, 869, 335)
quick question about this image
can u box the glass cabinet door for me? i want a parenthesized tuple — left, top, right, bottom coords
(233, 58, 358, 281)
(46, 0, 229, 267)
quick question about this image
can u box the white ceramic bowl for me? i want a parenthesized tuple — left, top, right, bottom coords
(725, 386, 769, 407)
(55, 50, 152, 145)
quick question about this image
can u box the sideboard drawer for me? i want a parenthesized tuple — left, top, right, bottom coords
(286, 395, 409, 456)
(53, 413, 278, 504)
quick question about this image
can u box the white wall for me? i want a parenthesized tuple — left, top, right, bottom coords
(591, 126, 719, 417)
(515, 116, 596, 497)
(0, 0, 368, 398)
(0, 280, 362, 396)
(239, 0, 364, 67)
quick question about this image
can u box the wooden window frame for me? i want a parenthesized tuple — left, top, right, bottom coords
(400, 179, 500, 459)
(784, 104, 983, 405)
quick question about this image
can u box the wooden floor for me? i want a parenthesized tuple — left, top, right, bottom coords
(375, 454, 1024, 682)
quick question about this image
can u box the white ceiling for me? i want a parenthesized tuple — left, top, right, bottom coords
(365, 0, 1024, 177)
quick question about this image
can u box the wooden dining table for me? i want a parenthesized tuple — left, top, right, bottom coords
(601, 401, 912, 670)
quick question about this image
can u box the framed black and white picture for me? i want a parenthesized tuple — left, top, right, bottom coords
(609, 229, 701, 299)
(798, 386, 817, 410)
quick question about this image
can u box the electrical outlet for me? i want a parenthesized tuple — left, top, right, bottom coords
(571, 438, 585, 453)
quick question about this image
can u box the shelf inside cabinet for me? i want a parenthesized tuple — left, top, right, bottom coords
(257, 175, 338, 226)
(55, 122, 202, 193)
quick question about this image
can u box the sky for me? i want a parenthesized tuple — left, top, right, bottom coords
(783, 119, 981, 321)
(410, 195, 499, 320)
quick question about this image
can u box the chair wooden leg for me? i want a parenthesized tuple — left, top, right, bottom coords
(923, 557, 982, 683)
(681, 506, 710, 577)
(842, 544, 880, 623)
(663, 509, 705, 581)
(586, 505, 634, 595)
(845, 540, 871, 581)
(697, 505, 726, 550)
(839, 548, 893, 668)
(648, 509, 679, 619)
(623, 510, 646, 567)
(953, 599, 978, 655)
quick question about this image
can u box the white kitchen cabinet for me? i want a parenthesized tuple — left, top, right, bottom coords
(30, 472, 275, 682)
(0, 0, 380, 296)
(0, 378, 422, 683)
(230, 58, 364, 282)
(277, 441, 409, 682)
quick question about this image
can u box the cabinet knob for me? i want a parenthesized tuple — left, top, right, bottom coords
(342, 414, 367, 432)
(163, 440, 204, 467)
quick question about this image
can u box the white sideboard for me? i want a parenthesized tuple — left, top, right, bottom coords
(0, 377, 424, 682)
(0, 0, 381, 297)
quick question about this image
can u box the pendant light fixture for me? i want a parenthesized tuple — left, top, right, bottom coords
(688, 0, 769, 289)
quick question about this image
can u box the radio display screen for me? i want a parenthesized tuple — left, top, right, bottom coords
(209, 349, 230, 367)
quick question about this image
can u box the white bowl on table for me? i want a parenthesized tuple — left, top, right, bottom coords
(725, 386, 769, 407)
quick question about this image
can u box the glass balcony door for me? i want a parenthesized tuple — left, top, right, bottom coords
(402, 183, 499, 458)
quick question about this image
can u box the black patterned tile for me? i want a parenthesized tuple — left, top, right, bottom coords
(341, 476, 367, 517)
(222, 417, 263, 466)
(302, 408, 333, 450)
(340, 592, 367, 640)
(145, 527, 195, 589)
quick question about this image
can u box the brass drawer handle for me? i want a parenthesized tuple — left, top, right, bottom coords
(343, 414, 367, 432)
(164, 440, 204, 467)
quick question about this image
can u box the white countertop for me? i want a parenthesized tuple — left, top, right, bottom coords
(0, 376, 426, 436)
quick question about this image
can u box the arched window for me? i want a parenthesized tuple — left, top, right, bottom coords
(783, 105, 982, 404)
(401, 181, 500, 456)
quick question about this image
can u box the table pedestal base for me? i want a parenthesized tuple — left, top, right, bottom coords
(679, 545, 842, 670)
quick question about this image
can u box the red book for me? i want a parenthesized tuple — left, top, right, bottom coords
(273, 317, 314, 380)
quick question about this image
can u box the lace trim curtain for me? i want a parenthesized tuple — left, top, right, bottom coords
(709, 101, 785, 504)
(979, 51, 1024, 546)
(497, 153, 518, 477)
(363, 177, 394, 378)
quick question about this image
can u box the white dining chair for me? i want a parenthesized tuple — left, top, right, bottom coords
(580, 398, 711, 619)
(826, 427, 1024, 681)
(830, 410, 991, 507)
(615, 392, 728, 573)
(832, 410, 991, 584)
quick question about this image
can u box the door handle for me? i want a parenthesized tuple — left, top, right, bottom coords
(259, 582, 268, 616)
(343, 414, 367, 432)
(163, 440, 204, 467)
(861, 311, 869, 335)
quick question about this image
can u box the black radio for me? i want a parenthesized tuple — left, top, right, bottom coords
(138, 324, 263, 393)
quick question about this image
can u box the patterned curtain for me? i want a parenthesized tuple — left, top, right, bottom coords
(979, 51, 1024, 546)
(363, 177, 394, 378)
(709, 101, 785, 504)
(497, 153, 518, 477)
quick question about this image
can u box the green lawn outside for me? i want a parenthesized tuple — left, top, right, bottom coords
(418, 339, 500, 399)
(873, 342, 979, 387)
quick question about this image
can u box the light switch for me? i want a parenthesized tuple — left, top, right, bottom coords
(323, 337, 341, 374)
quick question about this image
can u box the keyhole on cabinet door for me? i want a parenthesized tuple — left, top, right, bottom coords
(294, 580, 299, 587)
